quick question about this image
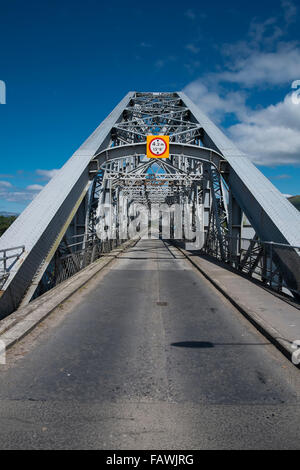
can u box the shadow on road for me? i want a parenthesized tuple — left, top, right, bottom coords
(171, 341, 270, 348)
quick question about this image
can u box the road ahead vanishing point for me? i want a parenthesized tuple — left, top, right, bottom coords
(0, 92, 300, 449)
(0, 239, 299, 449)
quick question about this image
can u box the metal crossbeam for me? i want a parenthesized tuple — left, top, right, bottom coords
(0, 90, 300, 317)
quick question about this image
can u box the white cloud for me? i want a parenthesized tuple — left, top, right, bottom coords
(183, 1, 300, 167)
(0, 181, 12, 188)
(26, 184, 44, 191)
(184, 80, 300, 167)
(228, 94, 300, 165)
(218, 44, 300, 88)
(281, 0, 297, 24)
(36, 169, 60, 180)
(0, 189, 36, 203)
(274, 174, 292, 180)
(183, 81, 247, 123)
(0, 170, 57, 207)
(0, 181, 44, 205)
(205, 1, 299, 89)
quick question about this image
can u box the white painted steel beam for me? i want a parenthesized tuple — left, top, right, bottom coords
(178, 92, 300, 247)
(0, 92, 135, 317)
(178, 92, 300, 294)
(1, 89, 300, 316)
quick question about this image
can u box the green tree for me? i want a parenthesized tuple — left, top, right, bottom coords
(0, 216, 17, 236)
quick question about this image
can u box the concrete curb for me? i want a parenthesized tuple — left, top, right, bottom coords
(173, 243, 300, 366)
(0, 238, 139, 351)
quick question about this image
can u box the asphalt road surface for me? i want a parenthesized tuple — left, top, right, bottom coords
(0, 239, 299, 449)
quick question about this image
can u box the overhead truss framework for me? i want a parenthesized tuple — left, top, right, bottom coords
(0, 91, 300, 317)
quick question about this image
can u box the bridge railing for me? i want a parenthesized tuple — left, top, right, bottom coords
(204, 235, 300, 299)
(54, 234, 125, 285)
(0, 246, 25, 290)
(33, 233, 128, 299)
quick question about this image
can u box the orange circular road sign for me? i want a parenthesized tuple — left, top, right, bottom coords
(147, 135, 169, 158)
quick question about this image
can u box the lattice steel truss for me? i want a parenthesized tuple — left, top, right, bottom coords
(0, 91, 300, 317)
(86, 93, 214, 246)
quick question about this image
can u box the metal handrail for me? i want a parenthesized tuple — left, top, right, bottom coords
(203, 234, 300, 298)
(224, 236, 300, 251)
(0, 245, 25, 274)
(0, 244, 25, 254)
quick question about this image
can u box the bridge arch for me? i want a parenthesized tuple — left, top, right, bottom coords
(0, 91, 299, 316)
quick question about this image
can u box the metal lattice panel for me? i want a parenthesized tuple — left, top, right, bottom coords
(0, 91, 300, 317)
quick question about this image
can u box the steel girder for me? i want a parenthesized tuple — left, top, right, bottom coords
(178, 92, 300, 296)
(0, 92, 135, 317)
(178, 92, 300, 247)
(0, 90, 300, 317)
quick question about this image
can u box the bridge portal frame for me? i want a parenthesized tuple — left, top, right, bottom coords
(0, 91, 300, 317)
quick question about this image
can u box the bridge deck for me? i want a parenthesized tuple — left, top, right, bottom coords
(0, 239, 299, 449)
(177, 245, 300, 359)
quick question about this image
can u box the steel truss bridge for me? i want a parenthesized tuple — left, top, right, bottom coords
(0, 91, 300, 317)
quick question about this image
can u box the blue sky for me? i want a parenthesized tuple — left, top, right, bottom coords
(0, 0, 300, 213)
